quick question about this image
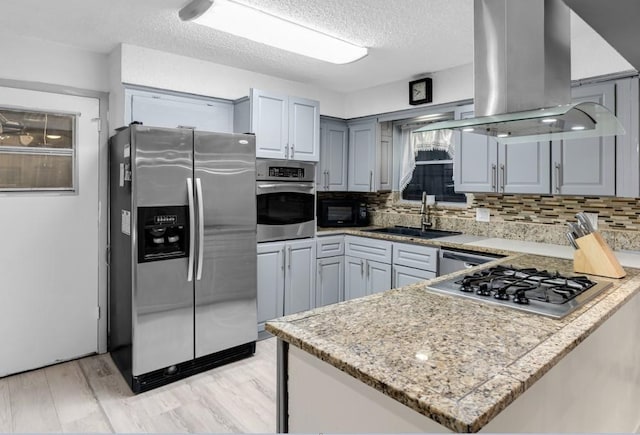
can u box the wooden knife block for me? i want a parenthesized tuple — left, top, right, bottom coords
(573, 232, 626, 278)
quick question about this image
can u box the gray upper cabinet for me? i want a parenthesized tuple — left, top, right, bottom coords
(348, 119, 377, 192)
(378, 122, 393, 191)
(552, 82, 616, 196)
(454, 104, 551, 194)
(246, 89, 319, 162)
(454, 106, 499, 193)
(498, 140, 551, 194)
(289, 97, 320, 161)
(317, 118, 348, 191)
(126, 89, 234, 133)
(615, 77, 640, 198)
(250, 89, 288, 160)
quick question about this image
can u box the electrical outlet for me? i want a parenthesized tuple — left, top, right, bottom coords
(476, 207, 490, 222)
(584, 212, 598, 230)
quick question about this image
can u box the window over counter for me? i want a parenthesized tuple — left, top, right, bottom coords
(398, 123, 465, 204)
(402, 149, 465, 202)
(0, 108, 75, 191)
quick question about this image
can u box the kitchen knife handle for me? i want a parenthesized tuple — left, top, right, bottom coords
(491, 164, 497, 191)
(500, 163, 505, 193)
(195, 178, 205, 281)
(554, 163, 561, 193)
(186, 178, 195, 282)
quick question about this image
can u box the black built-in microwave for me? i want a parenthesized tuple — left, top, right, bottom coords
(317, 198, 369, 227)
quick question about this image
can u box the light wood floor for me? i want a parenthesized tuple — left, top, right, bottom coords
(0, 338, 277, 433)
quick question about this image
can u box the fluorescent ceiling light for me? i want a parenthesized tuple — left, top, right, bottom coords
(179, 0, 368, 64)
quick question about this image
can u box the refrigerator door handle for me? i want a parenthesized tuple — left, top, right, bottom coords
(195, 178, 205, 281)
(186, 178, 195, 282)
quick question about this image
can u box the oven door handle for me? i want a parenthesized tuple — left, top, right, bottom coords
(256, 182, 315, 194)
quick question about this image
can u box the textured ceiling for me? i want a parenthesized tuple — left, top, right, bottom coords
(0, 0, 473, 92)
(0, 0, 631, 93)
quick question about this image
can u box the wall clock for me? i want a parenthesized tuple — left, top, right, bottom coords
(409, 78, 432, 105)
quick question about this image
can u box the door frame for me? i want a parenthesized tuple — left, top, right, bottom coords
(0, 78, 109, 354)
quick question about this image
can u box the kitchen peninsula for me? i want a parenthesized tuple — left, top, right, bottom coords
(266, 244, 640, 433)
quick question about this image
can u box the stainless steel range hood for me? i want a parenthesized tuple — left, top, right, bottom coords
(416, 0, 624, 143)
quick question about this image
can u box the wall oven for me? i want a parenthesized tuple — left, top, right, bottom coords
(256, 160, 315, 242)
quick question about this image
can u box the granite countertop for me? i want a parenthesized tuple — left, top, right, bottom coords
(267, 242, 640, 432)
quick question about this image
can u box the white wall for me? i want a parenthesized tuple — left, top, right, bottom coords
(344, 63, 474, 119)
(118, 44, 346, 118)
(0, 34, 108, 92)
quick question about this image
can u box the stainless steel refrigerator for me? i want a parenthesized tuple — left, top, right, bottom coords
(109, 125, 257, 393)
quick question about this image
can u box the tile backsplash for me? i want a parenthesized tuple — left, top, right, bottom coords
(319, 191, 640, 251)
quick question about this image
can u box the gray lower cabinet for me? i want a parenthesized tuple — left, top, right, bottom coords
(257, 242, 285, 332)
(256, 239, 316, 332)
(391, 242, 438, 288)
(344, 236, 392, 300)
(344, 256, 391, 299)
(316, 235, 345, 307)
(393, 264, 436, 288)
(316, 256, 344, 307)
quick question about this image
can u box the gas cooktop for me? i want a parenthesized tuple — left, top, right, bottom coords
(428, 265, 612, 318)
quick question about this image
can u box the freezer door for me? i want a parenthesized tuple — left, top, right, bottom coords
(133, 125, 193, 207)
(194, 132, 257, 357)
(131, 126, 195, 375)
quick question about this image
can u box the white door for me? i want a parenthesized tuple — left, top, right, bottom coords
(0, 87, 100, 377)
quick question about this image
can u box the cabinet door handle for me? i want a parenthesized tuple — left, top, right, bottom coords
(288, 247, 292, 269)
(318, 263, 322, 281)
(500, 163, 505, 193)
(284, 144, 289, 159)
(366, 260, 370, 279)
(291, 144, 295, 159)
(281, 248, 285, 271)
(360, 259, 364, 276)
(369, 170, 373, 191)
(491, 164, 497, 191)
(325, 170, 329, 190)
(554, 162, 561, 193)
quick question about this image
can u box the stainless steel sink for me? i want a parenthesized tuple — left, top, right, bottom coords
(363, 226, 461, 239)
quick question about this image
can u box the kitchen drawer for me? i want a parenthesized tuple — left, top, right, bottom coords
(316, 235, 345, 258)
(392, 243, 438, 272)
(345, 236, 392, 264)
(392, 264, 436, 288)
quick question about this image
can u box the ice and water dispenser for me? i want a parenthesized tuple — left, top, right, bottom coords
(137, 206, 189, 263)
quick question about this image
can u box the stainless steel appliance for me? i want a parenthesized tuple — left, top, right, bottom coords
(317, 198, 369, 227)
(256, 159, 315, 242)
(109, 125, 257, 393)
(428, 265, 612, 318)
(439, 248, 504, 275)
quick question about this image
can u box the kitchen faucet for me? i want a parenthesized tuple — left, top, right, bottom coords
(420, 192, 433, 231)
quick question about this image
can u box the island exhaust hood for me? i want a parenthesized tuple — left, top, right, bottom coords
(416, 0, 624, 143)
